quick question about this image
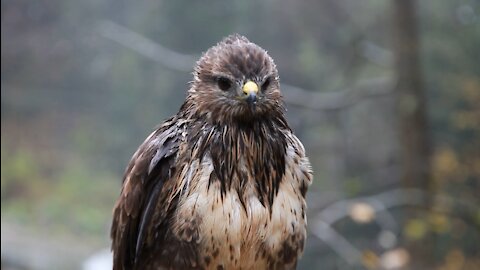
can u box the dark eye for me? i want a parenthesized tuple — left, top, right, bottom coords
(262, 77, 271, 91)
(217, 77, 232, 91)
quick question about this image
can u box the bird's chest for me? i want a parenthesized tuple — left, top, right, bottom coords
(171, 157, 306, 269)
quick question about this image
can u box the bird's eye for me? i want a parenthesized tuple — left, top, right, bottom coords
(261, 77, 271, 91)
(216, 77, 232, 91)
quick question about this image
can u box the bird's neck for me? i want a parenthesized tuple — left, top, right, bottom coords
(190, 117, 289, 208)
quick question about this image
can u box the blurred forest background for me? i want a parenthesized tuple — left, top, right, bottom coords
(1, 0, 479, 269)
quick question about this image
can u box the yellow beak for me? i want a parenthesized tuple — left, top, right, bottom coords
(242, 81, 259, 96)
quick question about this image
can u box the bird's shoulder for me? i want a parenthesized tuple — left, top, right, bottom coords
(284, 131, 313, 197)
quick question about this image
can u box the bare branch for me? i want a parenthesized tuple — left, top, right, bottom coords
(309, 188, 420, 266)
(97, 20, 394, 111)
(282, 77, 393, 111)
(97, 20, 198, 72)
(309, 187, 480, 266)
(310, 220, 363, 265)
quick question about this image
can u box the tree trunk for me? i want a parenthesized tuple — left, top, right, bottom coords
(392, 0, 434, 268)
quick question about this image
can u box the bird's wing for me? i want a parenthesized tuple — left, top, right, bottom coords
(273, 132, 312, 269)
(110, 117, 185, 270)
(287, 133, 313, 199)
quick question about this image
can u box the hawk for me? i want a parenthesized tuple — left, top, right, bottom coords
(111, 34, 313, 270)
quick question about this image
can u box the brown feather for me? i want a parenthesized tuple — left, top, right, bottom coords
(111, 34, 313, 270)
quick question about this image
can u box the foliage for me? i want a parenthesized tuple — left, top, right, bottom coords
(1, 143, 118, 238)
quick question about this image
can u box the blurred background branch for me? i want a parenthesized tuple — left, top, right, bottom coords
(98, 19, 394, 112)
(97, 20, 198, 72)
(311, 187, 480, 268)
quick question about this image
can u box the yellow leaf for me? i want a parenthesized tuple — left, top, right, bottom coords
(462, 78, 480, 102)
(404, 218, 428, 240)
(428, 213, 450, 233)
(362, 249, 379, 269)
(433, 148, 459, 179)
(444, 248, 465, 270)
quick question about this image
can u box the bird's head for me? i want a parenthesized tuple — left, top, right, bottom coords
(189, 34, 284, 125)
